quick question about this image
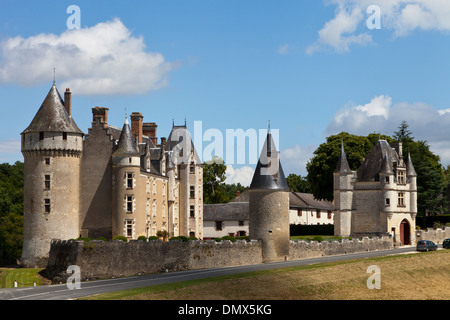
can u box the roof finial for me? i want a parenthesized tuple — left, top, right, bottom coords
(268, 120, 271, 133)
(53, 67, 56, 85)
(172, 118, 174, 127)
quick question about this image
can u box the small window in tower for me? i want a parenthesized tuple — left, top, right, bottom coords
(44, 175, 51, 190)
(398, 192, 405, 207)
(190, 164, 195, 173)
(190, 186, 195, 199)
(398, 171, 405, 184)
(385, 176, 390, 183)
(45, 158, 50, 165)
(39, 132, 44, 141)
(125, 220, 134, 238)
(190, 205, 195, 217)
(63, 132, 67, 141)
(126, 173, 133, 189)
(129, 158, 132, 164)
(44, 199, 51, 213)
(385, 198, 390, 206)
(126, 195, 133, 213)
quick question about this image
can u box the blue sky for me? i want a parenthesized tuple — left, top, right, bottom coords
(1, 0, 450, 185)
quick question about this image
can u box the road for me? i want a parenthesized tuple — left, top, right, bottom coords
(0, 245, 423, 300)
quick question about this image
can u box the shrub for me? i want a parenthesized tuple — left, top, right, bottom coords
(236, 235, 250, 242)
(137, 236, 147, 242)
(312, 235, 324, 242)
(147, 236, 159, 241)
(113, 236, 128, 242)
(96, 237, 107, 242)
(220, 236, 236, 242)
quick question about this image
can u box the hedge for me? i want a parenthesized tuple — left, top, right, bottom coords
(290, 224, 334, 236)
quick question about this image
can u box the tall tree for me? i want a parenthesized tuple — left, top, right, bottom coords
(203, 156, 228, 204)
(286, 173, 311, 193)
(306, 132, 392, 201)
(393, 120, 414, 142)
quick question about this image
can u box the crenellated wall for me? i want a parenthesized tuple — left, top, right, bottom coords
(416, 227, 450, 244)
(43, 236, 394, 283)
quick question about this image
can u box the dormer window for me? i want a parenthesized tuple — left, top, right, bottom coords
(398, 171, 405, 184)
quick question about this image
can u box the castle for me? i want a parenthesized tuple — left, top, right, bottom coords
(333, 140, 417, 245)
(20, 84, 203, 267)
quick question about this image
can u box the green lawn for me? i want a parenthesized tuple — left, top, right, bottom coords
(0, 268, 43, 288)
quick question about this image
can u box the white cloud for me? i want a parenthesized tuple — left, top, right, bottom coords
(0, 18, 174, 95)
(225, 165, 254, 187)
(308, 0, 450, 54)
(277, 44, 290, 55)
(326, 94, 450, 166)
(280, 144, 317, 176)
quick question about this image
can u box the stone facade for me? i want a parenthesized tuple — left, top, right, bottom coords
(334, 140, 417, 245)
(21, 84, 203, 267)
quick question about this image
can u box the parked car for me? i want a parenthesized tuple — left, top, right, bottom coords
(443, 238, 450, 249)
(416, 240, 438, 252)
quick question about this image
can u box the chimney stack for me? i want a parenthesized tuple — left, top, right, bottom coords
(64, 88, 72, 116)
(130, 112, 144, 144)
(92, 107, 109, 124)
(143, 122, 158, 146)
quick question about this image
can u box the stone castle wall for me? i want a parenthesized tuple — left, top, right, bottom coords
(416, 227, 450, 244)
(43, 236, 394, 283)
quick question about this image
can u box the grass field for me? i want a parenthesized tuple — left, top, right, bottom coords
(81, 249, 450, 300)
(0, 268, 44, 288)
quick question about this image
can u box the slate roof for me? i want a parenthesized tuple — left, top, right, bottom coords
(203, 203, 249, 221)
(249, 131, 289, 191)
(356, 140, 400, 182)
(112, 118, 140, 157)
(164, 125, 201, 164)
(22, 84, 83, 134)
(335, 140, 352, 173)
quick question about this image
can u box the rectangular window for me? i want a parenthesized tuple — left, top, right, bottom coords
(398, 192, 405, 207)
(385, 176, 389, 183)
(190, 164, 195, 173)
(385, 198, 390, 206)
(327, 211, 332, 219)
(190, 205, 195, 217)
(316, 210, 321, 219)
(45, 158, 50, 165)
(239, 220, 244, 226)
(215, 221, 223, 231)
(44, 199, 50, 213)
(398, 171, 405, 184)
(126, 195, 133, 213)
(127, 173, 133, 189)
(44, 175, 51, 190)
(62, 132, 67, 141)
(125, 220, 133, 238)
(39, 132, 44, 141)
(298, 209, 302, 217)
(190, 186, 195, 198)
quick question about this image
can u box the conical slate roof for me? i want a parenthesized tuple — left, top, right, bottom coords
(335, 140, 352, 173)
(112, 117, 140, 157)
(249, 130, 289, 191)
(22, 84, 83, 134)
(406, 152, 417, 177)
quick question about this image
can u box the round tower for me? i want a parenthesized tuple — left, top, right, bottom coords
(21, 84, 83, 267)
(249, 129, 290, 262)
(111, 117, 141, 240)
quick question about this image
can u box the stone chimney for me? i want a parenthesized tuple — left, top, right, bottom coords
(143, 122, 158, 146)
(64, 88, 72, 116)
(92, 107, 109, 124)
(130, 112, 144, 144)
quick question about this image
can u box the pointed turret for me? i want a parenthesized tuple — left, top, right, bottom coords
(406, 152, 417, 177)
(112, 117, 140, 157)
(249, 126, 290, 262)
(335, 140, 351, 173)
(22, 83, 82, 134)
(250, 130, 289, 191)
